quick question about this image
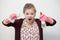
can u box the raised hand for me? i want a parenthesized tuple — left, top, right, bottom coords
(3, 13, 20, 24)
(39, 12, 53, 24)
(39, 12, 47, 21)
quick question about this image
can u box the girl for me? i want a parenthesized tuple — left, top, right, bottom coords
(2, 3, 56, 40)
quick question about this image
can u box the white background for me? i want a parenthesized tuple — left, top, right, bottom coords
(0, 0, 60, 40)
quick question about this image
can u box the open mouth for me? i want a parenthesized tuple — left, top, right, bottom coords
(28, 18, 32, 21)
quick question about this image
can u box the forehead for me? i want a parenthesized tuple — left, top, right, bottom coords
(25, 8, 35, 13)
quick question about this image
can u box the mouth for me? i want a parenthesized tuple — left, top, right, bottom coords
(28, 18, 32, 21)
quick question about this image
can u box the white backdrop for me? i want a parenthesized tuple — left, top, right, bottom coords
(0, 0, 60, 40)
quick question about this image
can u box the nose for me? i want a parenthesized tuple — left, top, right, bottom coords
(28, 15, 32, 17)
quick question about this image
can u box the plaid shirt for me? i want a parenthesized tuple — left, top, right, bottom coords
(20, 19, 40, 40)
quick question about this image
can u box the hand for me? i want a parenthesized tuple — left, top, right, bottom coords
(3, 18, 10, 24)
(3, 13, 20, 24)
(9, 13, 17, 20)
(39, 12, 53, 24)
(3, 13, 18, 24)
(39, 12, 47, 21)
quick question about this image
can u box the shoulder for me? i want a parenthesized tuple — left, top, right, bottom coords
(35, 18, 41, 24)
(15, 18, 24, 21)
(35, 18, 41, 22)
(14, 18, 24, 23)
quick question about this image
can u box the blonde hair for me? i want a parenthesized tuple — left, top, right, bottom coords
(23, 3, 36, 13)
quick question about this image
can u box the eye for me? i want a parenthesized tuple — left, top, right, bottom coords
(26, 13, 29, 15)
(31, 13, 34, 15)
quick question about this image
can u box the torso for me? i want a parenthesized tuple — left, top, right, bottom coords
(20, 19, 40, 40)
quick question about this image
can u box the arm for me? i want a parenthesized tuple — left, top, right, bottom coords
(2, 13, 18, 27)
(39, 12, 56, 26)
(2, 19, 15, 27)
(45, 18, 56, 26)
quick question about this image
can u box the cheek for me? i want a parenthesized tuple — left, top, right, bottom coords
(32, 15, 35, 18)
(25, 15, 29, 18)
(24, 14, 27, 17)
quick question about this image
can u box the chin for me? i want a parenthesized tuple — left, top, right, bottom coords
(28, 20, 33, 23)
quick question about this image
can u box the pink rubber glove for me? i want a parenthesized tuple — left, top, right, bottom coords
(3, 18, 11, 24)
(39, 12, 47, 21)
(3, 13, 20, 24)
(9, 13, 17, 20)
(3, 13, 18, 24)
(39, 12, 53, 24)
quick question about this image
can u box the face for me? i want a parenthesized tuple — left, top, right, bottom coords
(24, 8, 36, 24)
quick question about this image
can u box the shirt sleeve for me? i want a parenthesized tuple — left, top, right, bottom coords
(2, 20, 16, 27)
(45, 19, 56, 26)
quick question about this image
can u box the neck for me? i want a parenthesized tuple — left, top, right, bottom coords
(29, 20, 34, 25)
(25, 19, 34, 26)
